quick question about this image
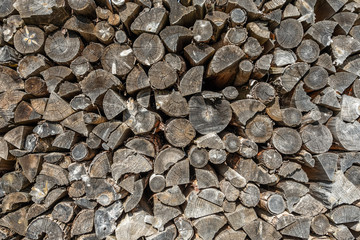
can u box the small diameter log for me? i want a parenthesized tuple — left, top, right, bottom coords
(271, 128, 302, 155)
(165, 118, 196, 148)
(179, 66, 204, 97)
(250, 82, 276, 105)
(193, 20, 213, 43)
(259, 192, 286, 215)
(70, 142, 95, 162)
(52, 202, 76, 223)
(13, 26, 45, 54)
(303, 66, 328, 92)
(133, 33, 165, 66)
(222, 133, 240, 153)
(238, 137, 258, 159)
(149, 174, 166, 193)
(68, 0, 96, 17)
(296, 39, 320, 63)
(82, 42, 104, 63)
(230, 8, 247, 26)
(189, 95, 232, 134)
(280, 108, 302, 127)
(222, 86, 239, 100)
(189, 146, 209, 168)
(275, 19, 303, 49)
(243, 37, 263, 60)
(45, 30, 83, 65)
(94, 21, 114, 44)
(257, 149, 282, 170)
(209, 149, 227, 164)
(311, 214, 329, 236)
(234, 60, 253, 86)
(149, 61, 178, 90)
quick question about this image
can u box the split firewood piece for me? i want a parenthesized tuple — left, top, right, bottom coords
(310, 171, 360, 209)
(25, 77, 49, 97)
(194, 133, 224, 150)
(101, 44, 135, 77)
(4, 126, 31, 149)
(179, 66, 203, 96)
(123, 99, 158, 134)
(18, 54, 50, 79)
(0, 206, 29, 236)
(160, 26, 193, 53)
(239, 183, 260, 207)
(2, 192, 30, 213)
(234, 60, 253, 86)
(42, 92, 74, 122)
(245, 115, 273, 143)
(149, 197, 181, 231)
(275, 19, 303, 49)
(166, 159, 190, 187)
(220, 179, 240, 201)
(14, 101, 42, 124)
(243, 219, 282, 240)
(165, 118, 196, 148)
(272, 48, 297, 67)
(164, 0, 196, 26)
(188, 146, 209, 168)
(238, 137, 258, 158)
(289, 82, 317, 112)
(227, 0, 261, 18)
(315, 53, 336, 73)
(331, 35, 360, 66)
(257, 149, 283, 170)
(272, 128, 302, 155)
(189, 95, 232, 134)
(82, 42, 104, 63)
(52, 130, 77, 150)
(247, 22, 270, 45)
(94, 201, 123, 239)
(13, 26, 45, 54)
(117, 2, 141, 30)
(0, 66, 24, 92)
(89, 152, 110, 178)
(296, 39, 320, 64)
(126, 65, 150, 95)
(18, 154, 43, 182)
(1, 171, 29, 194)
(131, 7, 167, 35)
(345, 165, 360, 188)
(71, 209, 94, 237)
(275, 62, 309, 94)
(216, 163, 247, 188)
(206, 45, 244, 87)
(154, 91, 188, 117)
(69, 56, 92, 79)
(44, 30, 83, 65)
(115, 210, 156, 240)
(85, 178, 116, 206)
(327, 117, 360, 151)
(278, 161, 309, 183)
(305, 20, 337, 49)
(92, 121, 120, 142)
(61, 111, 90, 137)
(149, 174, 166, 193)
(222, 86, 238, 100)
(280, 217, 311, 239)
(0, 0, 15, 18)
(147, 225, 177, 240)
(111, 150, 152, 181)
(311, 214, 330, 236)
(51, 202, 76, 223)
(250, 82, 276, 105)
(70, 142, 95, 162)
(225, 204, 257, 231)
(133, 33, 165, 66)
(222, 133, 240, 153)
(198, 188, 224, 206)
(193, 215, 227, 240)
(196, 165, 219, 189)
(231, 99, 265, 125)
(259, 191, 286, 215)
(184, 43, 215, 66)
(192, 20, 213, 43)
(31, 98, 48, 115)
(26, 215, 69, 239)
(342, 54, 360, 77)
(340, 95, 360, 123)
(328, 205, 360, 224)
(64, 16, 97, 42)
(314, 0, 346, 21)
(80, 69, 121, 104)
(300, 124, 333, 154)
(149, 61, 177, 90)
(328, 72, 357, 94)
(41, 66, 74, 82)
(106, 123, 132, 150)
(164, 53, 187, 74)
(216, 228, 246, 240)
(68, 0, 96, 17)
(292, 193, 326, 216)
(39, 163, 69, 186)
(184, 190, 223, 219)
(276, 180, 309, 212)
(125, 138, 155, 157)
(312, 87, 340, 111)
(103, 89, 126, 120)
(174, 217, 194, 240)
(124, 179, 145, 213)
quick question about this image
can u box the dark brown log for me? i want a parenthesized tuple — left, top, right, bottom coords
(126, 65, 149, 95)
(52, 202, 76, 223)
(154, 90, 188, 117)
(24, 77, 48, 97)
(189, 95, 232, 134)
(68, 0, 96, 17)
(231, 99, 265, 125)
(130, 7, 167, 35)
(133, 33, 165, 67)
(160, 26, 193, 53)
(13, 26, 45, 55)
(0, 206, 29, 236)
(101, 44, 135, 77)
(82, 42, 104, 63)
(71, 142, 95, 162)
(71, 209, 94, 236)
(243, 36, 263, 60)
(18, 54, 50, 79)
(314, 0, 346, 21)
(164, 0, 196, 26)
(63, 16, 97, 42)
(14, 101, 42, 124)
(165, 118, 196, 148)
(206, 45, 244, 87)
(45, 30, 83, 65)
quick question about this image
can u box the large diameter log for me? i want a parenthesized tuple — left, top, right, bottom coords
(300, 124, 333, 154)
(189, 95, 232, 134)
(133, 33, 165, 66)
(275, 19, 303, 49)
(14, 26, 45, 54)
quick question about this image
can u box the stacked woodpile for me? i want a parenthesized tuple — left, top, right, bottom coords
(1, 0, 360, 239)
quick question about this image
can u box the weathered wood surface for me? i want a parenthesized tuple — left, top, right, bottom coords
(0, 0, 360, 240)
